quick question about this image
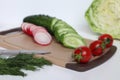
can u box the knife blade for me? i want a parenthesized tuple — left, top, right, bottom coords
(0, 50, 50, 56)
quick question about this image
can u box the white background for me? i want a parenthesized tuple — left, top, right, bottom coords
(0, 0, 120, 80)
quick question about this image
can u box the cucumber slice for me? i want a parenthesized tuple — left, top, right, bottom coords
(61, 33, 86, 48)
(54, 28, 77, 42)
(53, 20, 73, 32)
(50, 17, 58, 32)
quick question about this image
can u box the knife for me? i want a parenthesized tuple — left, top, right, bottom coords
(0, 50, 50, 58)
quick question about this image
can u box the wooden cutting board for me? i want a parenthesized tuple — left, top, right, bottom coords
(0, 27, 117, 72)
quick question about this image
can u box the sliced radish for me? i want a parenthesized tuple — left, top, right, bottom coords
(21, 22, 29, 32)
(21, 23, 28, 32)
(30, 26, 46, 32)
(32, 27, 48, 36)
(25, 25, 33, 36)
(21, 22, 34, 36)
(25, 23, 34, 35)
(29, 25, 38, 32)
(21, 22, 52, 46)
(34, 31, 52, 46)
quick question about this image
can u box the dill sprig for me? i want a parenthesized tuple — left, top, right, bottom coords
(0, 54, 52, 76)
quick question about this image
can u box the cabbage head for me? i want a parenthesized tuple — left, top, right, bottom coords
(85, 0, 120, 39)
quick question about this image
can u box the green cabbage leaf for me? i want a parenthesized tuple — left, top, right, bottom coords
(85, 0, 120, 39)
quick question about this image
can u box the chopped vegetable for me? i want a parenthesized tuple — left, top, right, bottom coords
(61, 33, 86, 48)
(23, 15, 86, 48)
(85, 0, 120, 39)
(21, 22, 34, 36)
(0, 54, 52, 76)
(34, 30, 52, 46)
(21, 22, 52, 46)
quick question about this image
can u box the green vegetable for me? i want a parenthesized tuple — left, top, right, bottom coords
(0, 54, 52, 76)
(61, 33, 86, 48)
(23, 14, 86, 48)
(85, 0, 120, 39)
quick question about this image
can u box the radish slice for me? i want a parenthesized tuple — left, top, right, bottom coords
(21, 22, 30, 32)
(34, 31, 52, 45)
(26, 25, 33, 36)
(30, 26, 46, 32)
(21, 23, 28, 32)
(29, 26, 38, 32)
(25, 23, 34, 35)
(32, 27, 47, 36)
(21, 22, 52, 46)
(21, 22, 34, 36)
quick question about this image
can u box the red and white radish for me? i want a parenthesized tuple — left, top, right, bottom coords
(21, 22, 28, 32)
(30, 26, 47, 36)
(32, 27, 47, 36)
(34, 31, 52, 45)
(21, 22, 34, 36)
(21, 22, 52, 46)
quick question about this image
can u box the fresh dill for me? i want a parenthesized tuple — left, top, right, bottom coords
(0, 54, 52, 76)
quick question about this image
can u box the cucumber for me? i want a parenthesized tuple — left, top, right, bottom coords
(23, 14, 86, 48)
(24, 15, 53, 28)
(53, 20, 78, 42)
(50, 17, 58, 32)
(52, 20, 71, 32)
(61, 33, 86, 48)
(54, 28, 77, 42)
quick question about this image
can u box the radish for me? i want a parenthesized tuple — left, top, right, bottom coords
(21, 22, 34, 35)
(21, 22, 52, 46)
(21, 22, 28, 32)
(32, 27, 47, 36)
(30, 26, 47, 35)
(34, 30, 52, 45)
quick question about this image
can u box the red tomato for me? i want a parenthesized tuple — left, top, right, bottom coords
(89, 40, 104, 56)
(98, 34, 113, 48)
(73, 46, 92, 63)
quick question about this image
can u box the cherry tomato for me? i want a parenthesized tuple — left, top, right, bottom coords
(89, 40, 105, 56)
(98, 34, 113, 48)
(73, 46, 92, 63)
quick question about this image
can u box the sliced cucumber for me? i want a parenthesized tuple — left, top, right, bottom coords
(54, 28, 77, 42)
(50, 17, 58, 32)
(61, 33, 86, 48)
(53, 20, 71, 32)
